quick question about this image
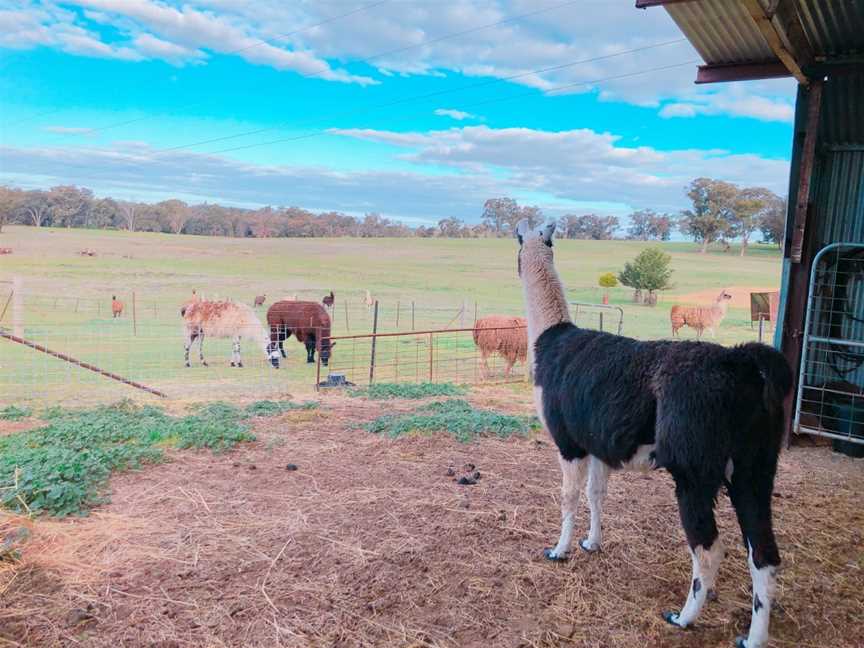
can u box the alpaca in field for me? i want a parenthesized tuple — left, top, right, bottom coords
(515, 219, 790, 648)
(111, 295, 124, 318)
(267, 300, 334, 366)
(322, 291, 335, 310)
(181, 299, 280, 368)
(254, 294, 267, 307)
(670, 289, 733, 338)
(472, 315, 527, 378)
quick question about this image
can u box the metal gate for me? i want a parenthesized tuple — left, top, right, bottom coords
(795, 243, 864, 445)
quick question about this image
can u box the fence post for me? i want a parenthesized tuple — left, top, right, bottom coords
(396, 300, 401, 330)
(758, 315, 765, 343)
(428, 332, 434, 382)
(132, 291, 138, 337)
(316, 327, 322, 389)
(599, 312, 604, 332)
(473, 301, 478, 326)
(411, 301, 415, 331)
(12, 276, 23, 338)
(369, 300, 379, 383)
(344, 300, 350, 332)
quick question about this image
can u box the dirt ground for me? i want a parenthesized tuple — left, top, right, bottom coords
(1, 390, 862, 648)
(673, 286, 777, 310)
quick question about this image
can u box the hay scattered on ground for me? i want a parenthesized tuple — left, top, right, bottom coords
(1, 394, 862, 648)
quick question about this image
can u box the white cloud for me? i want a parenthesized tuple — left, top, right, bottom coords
(660, 89, 794, 123)
(132, 33, 205, 64)
(434, 108, 479, 121)
(659, 103, 699, 118)
(42, 126, 95, 136)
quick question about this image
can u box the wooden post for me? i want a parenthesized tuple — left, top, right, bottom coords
(758, 315, 765, 343)
(132, 291, 138, 337)
(396, 300, 401, 330)
(344, 300, 350, 332)
(12, 276, 23, 338)
(473, 302, 478, 326)
(412, 301, 415, 331)
(599, 312, 604, 332)
(369, 301, 379, 384)
(428, 332, 434, 382)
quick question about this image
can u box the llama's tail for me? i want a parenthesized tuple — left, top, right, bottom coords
(736, 342, 793, 419)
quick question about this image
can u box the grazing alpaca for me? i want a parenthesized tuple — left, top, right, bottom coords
(267, 300, 334, 366)
(254, 294, 266, 307)
(472, 315, 527, 378)
(515, 219, 791, 648)
(182, 300, 280, 368)
(671, 290, 733, 338)
(322, 291, 335, 310)
(111, 295, 124, 318)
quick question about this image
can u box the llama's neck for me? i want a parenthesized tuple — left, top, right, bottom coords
(713, 300, 729, 318)
(521, 256, 572, 348)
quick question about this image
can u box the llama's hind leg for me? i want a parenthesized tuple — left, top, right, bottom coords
(729, 469, 780, 648)
(545, 452, 588, 561)
(580, 456, 609, 552)
(184, 332, 196, 368)
(663, 480, 724, 629)
(199, 332, 208, 366)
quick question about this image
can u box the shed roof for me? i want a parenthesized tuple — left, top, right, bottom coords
(637, 0, 864, 84)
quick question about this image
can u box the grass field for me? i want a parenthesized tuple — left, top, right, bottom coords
(0, 226, 782, 405)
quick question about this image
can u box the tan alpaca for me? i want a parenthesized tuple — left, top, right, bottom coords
(670, 289, 732, 338)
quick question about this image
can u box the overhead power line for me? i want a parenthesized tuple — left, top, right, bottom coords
(160, 38, 687, 153)
(37, 0, 583, 141)
(202, 60, 700, 156)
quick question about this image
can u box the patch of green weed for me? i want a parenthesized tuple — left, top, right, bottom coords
(0, 399, 308, 517)
(243, 400, 319, 417)
(350, 383, 466, 400)
(363, 399, 534, 442)
(0, 405, 32, 421)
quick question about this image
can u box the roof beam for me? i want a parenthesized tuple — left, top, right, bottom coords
(695, 61, 791, 84)
(741, 0, 809, 85)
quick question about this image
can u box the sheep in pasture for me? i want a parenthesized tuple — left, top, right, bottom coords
(472, 315, 527, 378)
(181, 299, 280, 368)
(515, 219, 791, 648)
(111, 295, 124, 318)
(267, 300, 334, 366)
(322, 291, 335, 310)
(671, 289, 733, 338)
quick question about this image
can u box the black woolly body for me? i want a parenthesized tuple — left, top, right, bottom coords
(534, 322, 791, 493)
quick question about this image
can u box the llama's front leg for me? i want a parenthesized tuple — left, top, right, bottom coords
(544, 453, 588, 561)
(199, 332, 208, 366)
(231, 337, 243, 367)
(580, 457, 609, 552)
(184, 333, 195, 367)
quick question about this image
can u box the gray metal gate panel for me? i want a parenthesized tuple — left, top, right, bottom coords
(794, 243, 864, 444)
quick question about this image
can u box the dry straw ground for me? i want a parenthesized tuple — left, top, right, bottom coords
(1, 389, 862, 648)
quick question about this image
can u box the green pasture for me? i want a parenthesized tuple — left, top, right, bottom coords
(0, 226, 782, 405)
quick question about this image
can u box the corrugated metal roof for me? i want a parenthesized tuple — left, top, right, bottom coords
(665, 0, 775, 65)
(797, 0, 864, 60)
(660, 0, 864, 68)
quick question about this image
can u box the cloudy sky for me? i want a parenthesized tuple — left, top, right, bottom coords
(0, 0, 797, 225)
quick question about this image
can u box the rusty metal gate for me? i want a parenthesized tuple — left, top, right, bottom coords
(795, 243, 864, 445)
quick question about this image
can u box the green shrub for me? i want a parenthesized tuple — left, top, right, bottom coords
(350, 382, 466, 400)
(0, 405, 32, 421)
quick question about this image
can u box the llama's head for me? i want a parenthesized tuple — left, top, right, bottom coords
(718, 289, 733, 302)
(320, 340, 335, 366)
(515, 218, 555, 277)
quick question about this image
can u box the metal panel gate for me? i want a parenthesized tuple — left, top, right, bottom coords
(795, 243, 864, 445)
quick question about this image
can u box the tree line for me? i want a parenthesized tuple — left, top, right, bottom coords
(0, 177, 785, 254)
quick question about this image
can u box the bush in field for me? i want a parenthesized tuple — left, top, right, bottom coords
(598, 272, 618, 304)
(618, 247, 674, 306)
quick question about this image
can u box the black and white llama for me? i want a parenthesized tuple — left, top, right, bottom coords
(515, 219, 791, 648)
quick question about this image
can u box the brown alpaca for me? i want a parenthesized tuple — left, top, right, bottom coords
(322, 291, 335, 309)
(670, 289, 733, 338)
(111, 295, 124, 318)
(266, 301, 334, 366)
(254, 294, 266, 307)
(473, 315, 528, 378)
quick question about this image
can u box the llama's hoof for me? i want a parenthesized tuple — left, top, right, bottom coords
(202, 361, 208, 367)
(185, 363, 190, 368)
(734, 638, 747, 648)
(579, 539, 601, 553)
(237, 362, 243, 368)
(230, 362, 235, 367)
(662, 612, 688, 629)
(543, 548, 567, 562)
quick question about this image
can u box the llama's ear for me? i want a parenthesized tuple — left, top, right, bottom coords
(541, 221, 555, 247)
(515, 218, 531, 245)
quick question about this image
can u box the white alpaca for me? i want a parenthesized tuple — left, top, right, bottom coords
(181, 300, 280, 368)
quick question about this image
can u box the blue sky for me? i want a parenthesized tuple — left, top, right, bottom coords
(0, 1, 797, 226)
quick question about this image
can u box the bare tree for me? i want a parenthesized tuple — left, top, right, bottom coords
(117, 201, 141, 232)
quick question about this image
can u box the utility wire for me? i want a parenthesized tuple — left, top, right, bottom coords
(160, 38, 687, 153)
(205, 60, 699, 155)
(36, 0, 583, 141)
